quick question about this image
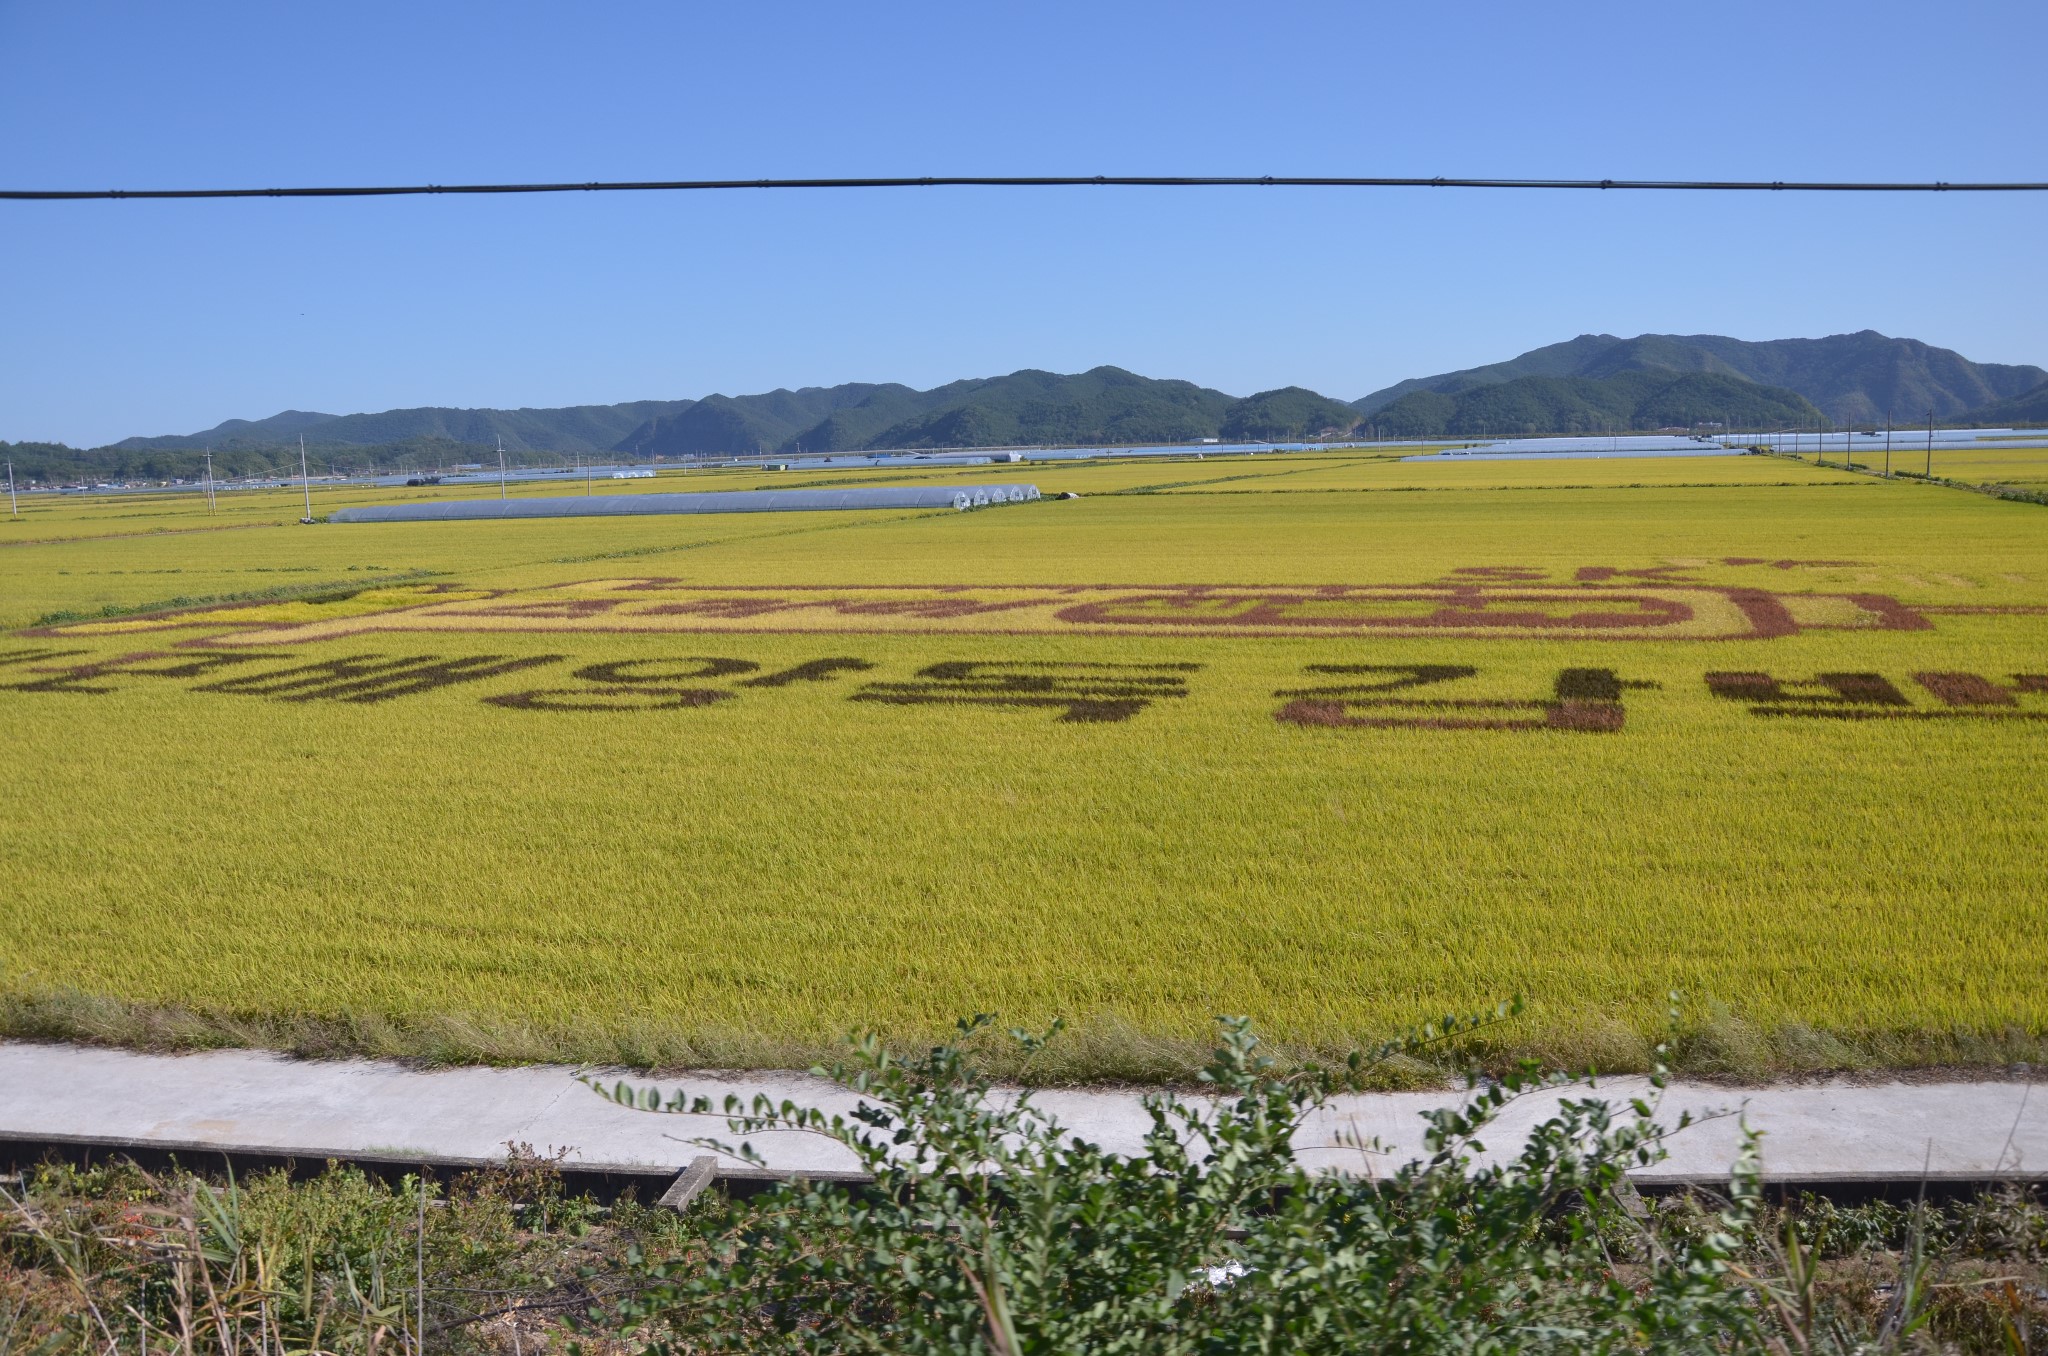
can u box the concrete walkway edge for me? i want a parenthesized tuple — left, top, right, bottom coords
(2, 1042, 2041, 1190)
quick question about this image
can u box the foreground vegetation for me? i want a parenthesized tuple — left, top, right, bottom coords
(2, 451, 2045, 1075)
(6, 1019, 2046, 1353)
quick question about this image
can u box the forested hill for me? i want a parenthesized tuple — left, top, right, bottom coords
(10, 370, 1375, 482)
(618, 369, 1248, 454)
(1961, 380, 2048, 428)
(99, 368, 1369, 465)
(1369, 371, 1823, 439)
(1354, 331, 2047, 425)
(102, 370, 1292, 459)
(116, 400, 701, 455)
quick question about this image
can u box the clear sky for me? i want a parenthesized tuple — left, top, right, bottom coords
(3, 0, 2043, 447)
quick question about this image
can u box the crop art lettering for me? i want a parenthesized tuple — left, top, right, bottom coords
(6, 646, 2043, 729)
(850, 661, 1200, 723)
(1274, 665, 1655, 732)
(192, 654, 565, 704)
(737, 658, 878, 688)
(1706, 671, 2048, 720)
(0, 649, 277, 695)
(36, 566, 2032, 648)
(0, 649, 559, 702)
(483, 656, 879, 712)
(0, 647, 90, 669)
(1055, 590, 1695, 633)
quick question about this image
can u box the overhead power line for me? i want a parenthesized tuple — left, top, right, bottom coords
(4, 174, 2046, 202)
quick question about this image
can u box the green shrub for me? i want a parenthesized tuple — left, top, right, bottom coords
(592, 1011, 1771, 1354)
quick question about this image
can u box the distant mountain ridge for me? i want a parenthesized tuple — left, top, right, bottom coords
(595, 368, 1269, 455)
(1355, 331, 2046, 425)
(120, 400, 700, 455)
(1370, 371, 1823, 439)
(114, 368, 1354, 459)
(80, 332, 2046, 466)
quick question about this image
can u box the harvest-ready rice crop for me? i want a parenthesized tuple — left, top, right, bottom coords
(3, 453, 2044, 1077)
(1837, 442, 2048, 488)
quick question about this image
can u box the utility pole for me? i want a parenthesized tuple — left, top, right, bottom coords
(1883, 411, 1892, 476)
(204, 447, 217, 513)
(6, 460, 16, 517)
(1925, 408, 1935, 477)
(497, 436, 508, 501)
(298, 434, 314, 523)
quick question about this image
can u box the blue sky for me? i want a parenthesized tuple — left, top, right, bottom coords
(2, 0, 2043, 447)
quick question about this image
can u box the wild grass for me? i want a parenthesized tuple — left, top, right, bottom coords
(1, 1153, 695, 1354)
(1, 459, 2044, 1079)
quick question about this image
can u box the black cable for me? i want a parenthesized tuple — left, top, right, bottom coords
(3, 174, 2045, 202)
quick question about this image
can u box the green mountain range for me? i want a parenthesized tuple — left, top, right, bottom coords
(1369, 371, 1824, 439)
(14, 332, 2039, 485)
(10, 369, 1354, 482)
(117, 400, 698, 455)
(618, 368, 1246, 455)
(1355, 331, 2046, 425)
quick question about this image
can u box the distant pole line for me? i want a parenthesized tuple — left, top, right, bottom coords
(3, 175, 2048, 202)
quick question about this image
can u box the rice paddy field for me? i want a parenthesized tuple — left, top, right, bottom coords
(3, 445, 2046, 1079)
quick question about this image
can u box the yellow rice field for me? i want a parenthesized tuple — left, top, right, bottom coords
(3, 451, 2045, 1076)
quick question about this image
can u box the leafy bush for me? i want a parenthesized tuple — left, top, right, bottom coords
(593, 1011, 1774, 1354)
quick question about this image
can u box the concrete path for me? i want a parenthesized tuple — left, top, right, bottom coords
(1, 1042, 2040, 1186)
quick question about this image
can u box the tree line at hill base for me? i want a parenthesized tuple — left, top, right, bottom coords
(0, 435, 564, 486)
